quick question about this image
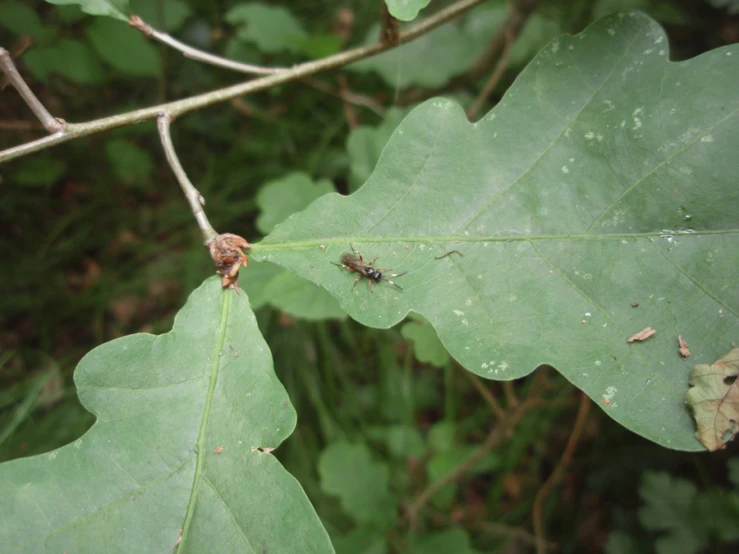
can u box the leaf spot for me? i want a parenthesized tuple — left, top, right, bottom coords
(551, 40, 560, 53)
(561, 165, 570, 174)
(643, 49, 653, 55)
(595, 360, 602, 367)
(508, 294, 517, 302)
(48, 452, 57, 460)
(584, 131, 595, 140)
(74, 439, 82, 448)
(654, 36, 664, 44)
(453, 309, 465, 316)
(701, 135, 714, 143)
(607, 28, 615, 36)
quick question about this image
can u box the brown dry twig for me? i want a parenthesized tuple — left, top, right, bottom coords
(532, 392, 591, 554)
(467, 29, 514, 119)
(627, 327, 656, 343)
(399, 0, 541, 105)
(380, 3, 400, 45)
(678, 335, 691, 358)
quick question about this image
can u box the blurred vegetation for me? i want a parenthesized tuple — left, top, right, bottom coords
(1, 0, 739, 552)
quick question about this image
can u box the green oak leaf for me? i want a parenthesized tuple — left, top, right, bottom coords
(44, 0, 128, 21)
(385, 0, 431, 22)
(401, 316, 450, 368)
(249, 173, 345, 320)
(0, 278, 333, 553)
(254, 12, 739, 451)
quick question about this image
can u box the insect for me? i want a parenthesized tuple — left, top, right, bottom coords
(332, 244, 407, 293)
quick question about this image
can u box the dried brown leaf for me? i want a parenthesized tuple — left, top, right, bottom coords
(678, 335, 691, 358)
(627, 326, 656, 343)
(685, 349, 739, 451)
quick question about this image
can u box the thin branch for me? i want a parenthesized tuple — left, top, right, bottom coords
(157, 113, 218, 244)
(398, 0, 540, 105)
(503, 380, 519, 408)
(466, 29, 514, 119)
(337, 74, 358, 129)
(406, 399, 533, 531)
(303, 77, 386, 117)
(462, 370, 506, 419)
(532, 392, 591, 554)
(0, 48, 64, 133)
(129, 16, 284, 76)
(477, 521, 557, 551)
(1, 0, 485, 164)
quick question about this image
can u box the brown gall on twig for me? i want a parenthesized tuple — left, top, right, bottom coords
(208, 233, 251, 292)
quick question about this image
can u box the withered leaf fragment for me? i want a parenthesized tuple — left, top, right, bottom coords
(685, 349, 739, 451)
(678, 335, 691, 358)
(627, 326, 656, 343)
(208, 233, 251, 291)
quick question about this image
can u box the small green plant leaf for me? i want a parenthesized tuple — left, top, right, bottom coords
(401, 316, 449, 368)
(11, 154, 67, 186)
(105, 138, 154, 183)
(44, 0, 129, 21)
(256, 173, 335, 235)
(226, 3, 308, 55)
(86, 16, 160, 76)
(0, 0, 56, 41)
(319, 441, 394, 525)
(638, 472, 707, 554)
(0, 278, 333, 553)
(409, 528, 482, 554)
(256, 12, 739, 451)
(333, 527, 387, 554)
(685, 349, 739, 451)
(346, 107, 411, 191)
(23, 39, 105, 84)
(129, 0, 191, 32)
(385, 0, 431, 22)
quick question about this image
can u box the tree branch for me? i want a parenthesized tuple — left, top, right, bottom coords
(156, 113, 217, 244)
(532, 392, 591, 554)
(0, 47, 64, 133)
(129, 15, 285, 75)
(466, 29, 514, 119)
(0, 0, 485, 164)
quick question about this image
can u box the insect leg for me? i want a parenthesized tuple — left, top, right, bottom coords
(386, 279, 403, 291)
(367, 279, 374, 293)
(352, 274, 363, 290)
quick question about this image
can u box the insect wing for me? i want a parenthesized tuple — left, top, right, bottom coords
(340, 252, 363, 270)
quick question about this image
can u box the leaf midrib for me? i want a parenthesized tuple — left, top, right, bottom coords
(177, 290, 232, 552)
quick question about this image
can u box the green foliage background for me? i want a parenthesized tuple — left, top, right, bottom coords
(1, 0, 738, 552)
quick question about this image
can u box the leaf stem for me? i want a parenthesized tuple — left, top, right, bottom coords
(156, 113, 218, 244)
(0, 0, 486, 164)
(0, 47, 64, 133)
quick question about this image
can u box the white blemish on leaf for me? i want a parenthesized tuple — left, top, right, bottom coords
(48, 452, 58, 460)
(607, 28, 615, 36)
(632, 107, 643, 116)
(561, 165, 569, 174)
(551, 40, 560, 53)
(632, 118, 642, 130)
(643, 49, 653, 55)
(584, 131, 595, 140)
(453, 309, 465, 316)
(508, 294, 517, 302)
(595, 360, 602, 367)
(466, 299, 472, 306)
(568, 44, 574, 50)
(659, 50, 665, 56)
(497, 361, 509, 372)
(655, 36, 664, 44)
(701, 135, 714, 143)
(603, 386, 618, 402)
(74, 439, 82, 448)
(564, 127, 572, 137)
(461, 319, 469, 326)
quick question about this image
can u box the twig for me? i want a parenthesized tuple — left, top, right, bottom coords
(129, 15, 283, 75)
(503, 380, 519, 408)
(477, 521, 557, 550)
(1, 0, 485, 164)
(303, 77, 386, 117)
(0, 48, 64, 133)
(462, 370, 506, 419)
(380, 2, 400, 45)
(532, 392, 591, 554)
(337, 74, 358, 129)
(406, 399, 532, 530)
(467, 29, 514, 119)
(398, 0, 540, 105)
(156, 113, 217, 244)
